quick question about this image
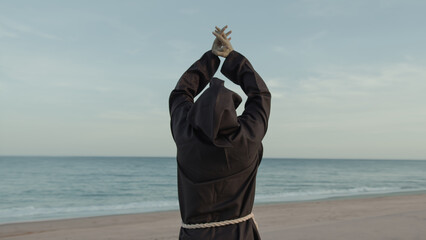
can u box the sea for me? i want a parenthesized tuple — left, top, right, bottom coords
(1, 156, 426, 224)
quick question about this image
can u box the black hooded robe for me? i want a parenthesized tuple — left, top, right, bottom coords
(169, 50, 271, 240)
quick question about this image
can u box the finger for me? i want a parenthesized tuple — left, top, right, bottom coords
(214, 26, 225, 34)
(218, 30, 231, 40)
(217, 26, 227, 35)
(228, 37, 231, 41)
(214, 26, 225, 37)
(212, 31, 227, 43)
(215, 29, 223, 35)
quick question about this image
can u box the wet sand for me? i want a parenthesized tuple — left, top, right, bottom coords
(1, 193, 426, 240)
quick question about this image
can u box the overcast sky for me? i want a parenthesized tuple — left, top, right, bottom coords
(1, 0, 425, 159)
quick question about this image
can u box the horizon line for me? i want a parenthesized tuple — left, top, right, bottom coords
(0, 155, 425, 161)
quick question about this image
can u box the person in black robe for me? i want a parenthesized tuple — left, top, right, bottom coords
(169, 26, 271, 240)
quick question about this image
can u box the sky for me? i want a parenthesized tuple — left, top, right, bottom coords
(1, 0, 425, 159)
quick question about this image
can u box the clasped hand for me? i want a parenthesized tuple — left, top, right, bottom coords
(212, 25, 233, 58)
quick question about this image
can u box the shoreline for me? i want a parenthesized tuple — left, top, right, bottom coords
(2, 189, 426, 226)
(1, 192, 426, 240)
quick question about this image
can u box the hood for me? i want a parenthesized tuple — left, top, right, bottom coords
(187, 78, 242, 147)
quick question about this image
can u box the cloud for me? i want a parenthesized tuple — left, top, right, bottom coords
(0, 52, 101, 87)
(0, 17, 60, 40)
(277, 62, 425, 101)
(265, 78, 288, 99)
(264, 62, 426, 159)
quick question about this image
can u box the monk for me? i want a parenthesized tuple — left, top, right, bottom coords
(169, 26, 271, 240)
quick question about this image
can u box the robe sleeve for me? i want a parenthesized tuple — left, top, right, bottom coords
(169, 50, 220, 140)
(169, 51, 220, 116)
(220, 50, 271, 142)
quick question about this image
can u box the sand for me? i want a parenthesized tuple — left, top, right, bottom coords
(1, 193, 426, 240)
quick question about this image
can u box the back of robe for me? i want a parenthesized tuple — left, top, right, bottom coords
(170, 50, 271, 240)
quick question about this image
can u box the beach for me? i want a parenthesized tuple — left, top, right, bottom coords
(1, 193, 425, 240)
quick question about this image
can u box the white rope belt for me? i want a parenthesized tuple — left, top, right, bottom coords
(181, 213, 258, 229)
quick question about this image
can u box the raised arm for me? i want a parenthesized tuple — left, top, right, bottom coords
(169, 26, 231, 117)
(169, 51, 220, 117)
(221, 51, 271, 141)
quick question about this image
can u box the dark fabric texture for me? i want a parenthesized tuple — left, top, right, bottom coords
(169, 50, 271, 240)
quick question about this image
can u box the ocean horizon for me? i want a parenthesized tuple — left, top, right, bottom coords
(1, 156, 426, 224)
